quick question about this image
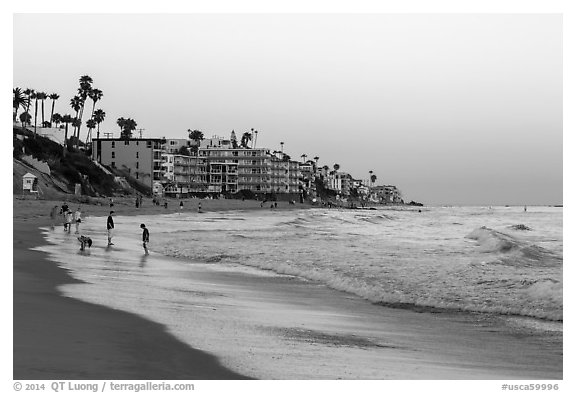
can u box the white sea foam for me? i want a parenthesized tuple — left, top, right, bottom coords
(41, 206, 564, 324)
(127, 206, 563, 322)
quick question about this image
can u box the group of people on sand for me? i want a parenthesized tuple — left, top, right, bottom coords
(50, 202, 82, 235)
(52, 202, 150, 254)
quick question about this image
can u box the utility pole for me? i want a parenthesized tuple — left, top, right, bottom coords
(136, 128, 146, 138)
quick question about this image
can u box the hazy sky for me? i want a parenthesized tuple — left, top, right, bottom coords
(13, 13, 563, 205)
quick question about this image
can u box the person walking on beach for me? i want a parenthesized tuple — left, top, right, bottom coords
(107, 211, 115, 246)
(140, 224, 150, 254)
(198, 201, 202, 213)
(74, 207, 82, 234)
(180, 200, 184, 211)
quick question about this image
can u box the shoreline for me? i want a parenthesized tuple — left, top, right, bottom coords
(13, 198, 251, 379)
(13, 198, 563, 379)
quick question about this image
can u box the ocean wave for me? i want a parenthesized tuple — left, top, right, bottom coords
(357, 214, 394, 224)
(466, 227, 561, 267)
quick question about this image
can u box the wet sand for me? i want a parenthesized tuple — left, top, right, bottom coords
(13, 198, 563, 379)
(13, 197, 252, 379)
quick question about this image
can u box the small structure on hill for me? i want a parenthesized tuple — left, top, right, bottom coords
(22, 173, 38, 194)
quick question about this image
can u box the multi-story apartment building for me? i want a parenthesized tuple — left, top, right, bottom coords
(164, 138, 197, 154)
(94, 135, 302, 197)
(270, 155, 300, 194)
(92, 137, 164, 189)
(326, 171, 352, 196)
(161, 153, 204, 196)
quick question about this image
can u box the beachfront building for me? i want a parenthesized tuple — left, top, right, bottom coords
(326, 171, 352, 196)
(164, 138, 198, 154)
(269, 152, 301, 196)
(92, 137, 165, 190)
(95, 134, 303, 197)
(299, 160, 316, 197)
(161, 152, 206, 196)
(371, 185, 402, 204)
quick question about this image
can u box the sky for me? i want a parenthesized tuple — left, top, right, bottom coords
(13, 13, 563, 205)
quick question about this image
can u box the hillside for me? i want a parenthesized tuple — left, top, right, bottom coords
(13, 126, 129, 198)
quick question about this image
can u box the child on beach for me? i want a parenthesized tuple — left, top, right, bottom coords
(77, 235, 92, 251)
(107, 211, 115, 246)
(140, 224, 149, 254)
(74, 207, 82, 234)
(65, 211, 73, 232)
(180, 200, 184, 210)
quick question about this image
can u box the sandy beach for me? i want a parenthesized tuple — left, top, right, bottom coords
(13, 197, 562, 380)
(13, 197, 260, 379)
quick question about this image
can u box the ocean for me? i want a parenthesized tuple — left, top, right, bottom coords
(36, 205, 563, 378)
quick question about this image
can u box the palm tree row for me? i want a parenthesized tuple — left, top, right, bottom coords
(14, 74, 106, 157)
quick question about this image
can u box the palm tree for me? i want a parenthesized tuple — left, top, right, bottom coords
(333, 163, 340, 172)
(76, 75, 93, 148)
(241, 132, 252, 148)
(117, 117, 137, 139)
(71, 118, 82, 146)
(48, 93, 60, 127)
(23, 88, 34, 126)
(35, 92, 48, 127)
(19, 112, 32, 126)
(51, 113, 62, 129)
(188, 129, 204, 154)
(70, 96, 82, 143)
(93, 109, 106, 162)
(61, 114, 73, 155)
(88, 88, 103, 118)
(93, 109, 106, 140)
(13, 88, 27, 123)
(370, 174, 377, 186)
(85, 118, 96, 145)
(32, 91, 39, 136)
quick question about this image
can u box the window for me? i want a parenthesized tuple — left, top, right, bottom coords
(136, 152, 139, 158)
(147, 141, 152, 148)
(136, 173, 139, 179)
(170, 140, 177, 145)
(111, 152, 115, 158)
(136, 141, 139, 146)
(124, 140, 129, 146)
(111, 162, 116, 168)
(136, 162, 139, 169)
(111, 141, 115, 148)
